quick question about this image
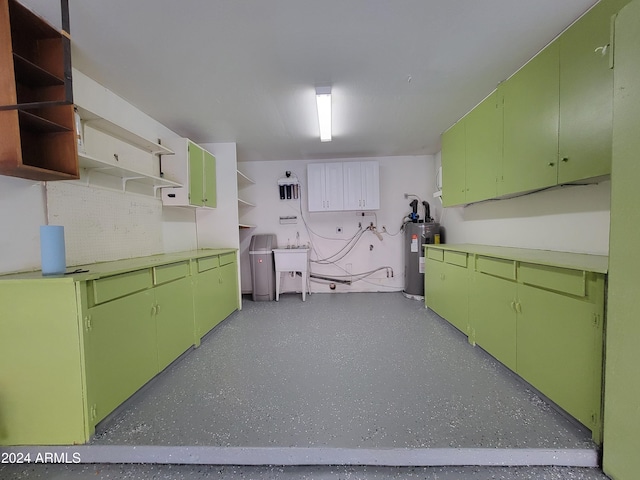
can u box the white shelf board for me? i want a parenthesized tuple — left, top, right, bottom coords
(238, 197, 256, 207)
(76, 106, 174, 156)
(239, 223, 257, 229)
(433, 190, 442, 198)
(237, 169, 255, 185)
(78, 153, 182, 192)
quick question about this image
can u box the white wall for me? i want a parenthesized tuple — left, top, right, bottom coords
(0, 70, 202, 274)
(237, 155, 436, 294)
(433, 152, 611, 255)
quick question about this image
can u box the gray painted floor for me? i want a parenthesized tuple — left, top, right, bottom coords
(0, 292, 610, 479)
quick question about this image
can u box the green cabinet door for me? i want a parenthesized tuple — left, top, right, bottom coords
(465, 91, 502, 204)
(441, 119, 466, 207)
(85, 289, 157, 424)
(440, 262, 469, 335)
(155, 277, 196, 371)
(203, 149, 217, 208)
(218, 260, 238, 320)
(469, 272, 517, 371)
(188, 141, 204, 206)
(0, 281, 87, 445)
(516, 282, 603, 435)
(425, 256, 446, 315)
(193, 265, 220, 339)
(501, 41, 560, 195)
(558, 0, 627, 183)
(604, 0, 640, 476)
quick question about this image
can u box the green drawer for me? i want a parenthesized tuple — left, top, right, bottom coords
(153, 261, 190, 286)
(519, 263, 586, 297)
(197, 256, 219, 273)
(426, 248, 444, 262)
(444, 251, 467, 268)
(476, 256, 516, 280)
(219, 252, 235, 266)
(92, 269, 152, 305)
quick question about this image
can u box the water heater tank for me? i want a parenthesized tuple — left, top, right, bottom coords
(403, 222, 441, 300)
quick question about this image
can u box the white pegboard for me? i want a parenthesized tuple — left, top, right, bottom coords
(46, 182, 163, 266)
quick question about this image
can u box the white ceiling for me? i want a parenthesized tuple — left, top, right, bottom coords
(23, 0, 598, 162)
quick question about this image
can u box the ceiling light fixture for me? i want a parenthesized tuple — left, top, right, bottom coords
(315, 86, 332, 142)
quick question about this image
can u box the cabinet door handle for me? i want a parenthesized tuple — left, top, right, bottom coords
(151, 305, 157, 316)
(156, 304, 161, 314)
(510, 301, 516, 311)
(515, 302, 522, 313)
(595, 45, 609, 57)
(548, 162, 555, 167)
(561, 157, 569, 163)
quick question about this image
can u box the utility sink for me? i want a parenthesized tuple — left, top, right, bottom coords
(272, 247, 310, 301)
(272, 247, 309, 271)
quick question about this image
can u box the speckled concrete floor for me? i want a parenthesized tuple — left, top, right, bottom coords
(0, 463, 610, 480)
(0, 293, 610, 479)
(88, 292, 594, 450)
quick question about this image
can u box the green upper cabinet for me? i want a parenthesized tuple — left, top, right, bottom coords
(465, 91, 502, 204)
(558, 0, 628, 183)
(161, 138, 217, 208)
(441, 119, 466, 207)
(501, 41, 560, 196)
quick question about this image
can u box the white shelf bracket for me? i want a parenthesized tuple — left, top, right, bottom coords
(122, 176, 145, 191)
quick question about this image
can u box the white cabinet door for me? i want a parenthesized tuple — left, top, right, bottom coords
(307, 162, 344, 211)
(324, 162, 344, 211)
(360, 161, 380, 210)
(307, 163, 326, 212)
(343, 161, 380, 211)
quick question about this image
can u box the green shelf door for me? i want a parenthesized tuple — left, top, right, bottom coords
(465, 91, 502, 204)
(188, 141, 205, 206)
(441, 119, 466, 207)
(155, 277, 196, 371)
(558, 0, 628, 183)
(469, 272, 517, 371)
(203, 149, 217, 208)
(501, 41, 560, 195)
(85, 289, 157, 425)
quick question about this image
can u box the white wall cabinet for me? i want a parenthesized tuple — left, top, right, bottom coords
(161, 138, 216, 208)
(343, 161, 380, 210)
(307, 162, 344, 212)
(308, 161, 379, 212)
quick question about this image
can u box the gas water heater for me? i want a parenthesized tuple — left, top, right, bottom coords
(403, 201, 440, 300)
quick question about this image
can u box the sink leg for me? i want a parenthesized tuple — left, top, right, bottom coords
(275, 271, 280, 301)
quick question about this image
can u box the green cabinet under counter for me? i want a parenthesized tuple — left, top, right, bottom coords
(0, 249, 238, 445)
(425, 244, 607, 443)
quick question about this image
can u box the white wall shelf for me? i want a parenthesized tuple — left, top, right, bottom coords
(78, 153, 182, 193)
(238, 198, 255, 208)
(237, 169, 255, 185)
(239, 223, 256, 229)
(76, 106, 174, 156)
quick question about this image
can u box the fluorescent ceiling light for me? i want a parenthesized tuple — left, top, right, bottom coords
(315, 86, 332, 142)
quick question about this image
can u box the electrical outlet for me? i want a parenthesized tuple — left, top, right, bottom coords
(336, 227, 343, 234)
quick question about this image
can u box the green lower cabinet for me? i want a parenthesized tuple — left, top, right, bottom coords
(469, 272, 517, 371)
(85, 289, 157, 425)
(218, 260, 239, 320)
(193, 264, 221, 338)
(0, 281, 88, 445)
(155, 277, 196, 371)
(425, 253, 469, 335)
(425, 257, 445, 315)
(516, 281, 604, 438)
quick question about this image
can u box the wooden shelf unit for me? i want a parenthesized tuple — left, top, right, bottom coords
(0, 0, 78, 181)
